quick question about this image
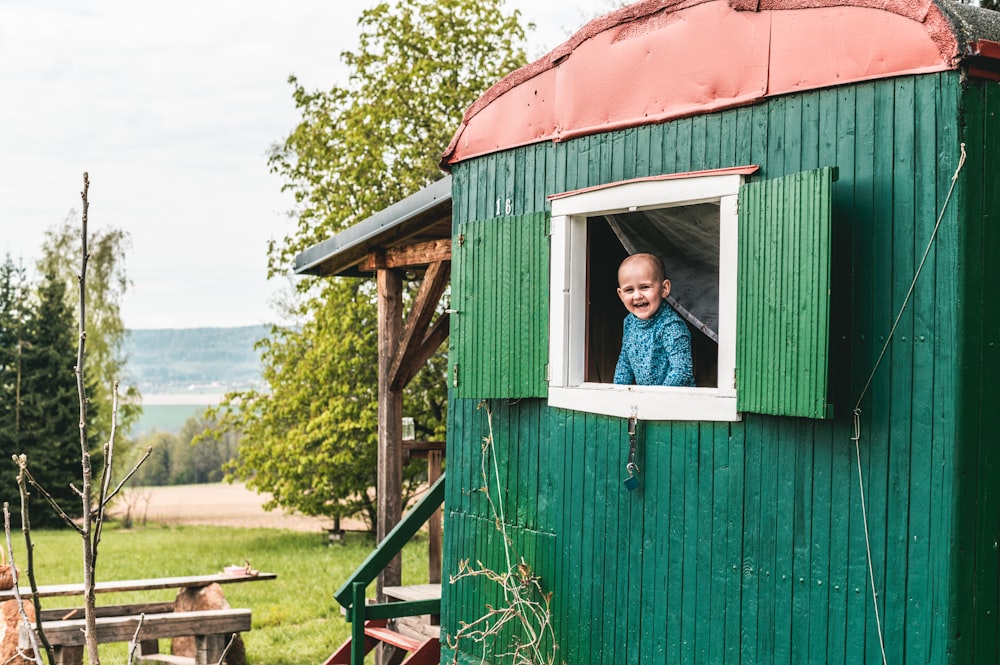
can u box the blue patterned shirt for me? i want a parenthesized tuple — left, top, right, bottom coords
(613, 304, 695, 387)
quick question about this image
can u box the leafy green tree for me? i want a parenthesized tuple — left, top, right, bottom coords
(177, 415, 239, 484)
(127, 414, 239, 487)
(211, 279, 438, 528)
(131, 431, 176, 487)
(37, 216, 139, 442)
(267, 0, 528, 272)
(208, 0, 528, 531)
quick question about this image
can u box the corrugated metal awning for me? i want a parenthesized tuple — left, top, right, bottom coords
(294, 176, 452, 277)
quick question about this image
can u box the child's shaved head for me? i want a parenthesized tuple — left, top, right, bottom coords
(618, 252, 666, 285)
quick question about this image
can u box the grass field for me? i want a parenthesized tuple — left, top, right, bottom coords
(18, 524, 431, 664)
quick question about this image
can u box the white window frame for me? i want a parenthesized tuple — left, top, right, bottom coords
(547, 172, 744, 422)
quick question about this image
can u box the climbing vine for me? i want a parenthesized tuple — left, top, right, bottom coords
(447, 402, 561, 665)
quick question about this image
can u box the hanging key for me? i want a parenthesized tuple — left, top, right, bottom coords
(624, 411, 640, 491)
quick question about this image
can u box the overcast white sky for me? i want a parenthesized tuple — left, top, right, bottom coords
(0, 0, 616, 330)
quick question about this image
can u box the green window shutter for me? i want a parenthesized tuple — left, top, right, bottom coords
(452, 212, 549, 399)
(736, 167, 835, 418)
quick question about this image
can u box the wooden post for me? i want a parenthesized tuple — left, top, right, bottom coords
(377, 267, 403, 599)
(427, 451, 442, 584)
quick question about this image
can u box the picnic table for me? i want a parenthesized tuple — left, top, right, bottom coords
(3, 572, 276, 665)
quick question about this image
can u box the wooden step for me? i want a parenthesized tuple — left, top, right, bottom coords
(323, 618, 439, 665)
(381, 583, 441, 603)
(321, 620, 385, 665)
(395, 616, 441, 641)
(363, 625, 424, 652)
(404, 635, 441, 665)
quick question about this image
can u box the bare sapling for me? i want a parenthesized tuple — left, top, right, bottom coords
(2, 173, 150, 665)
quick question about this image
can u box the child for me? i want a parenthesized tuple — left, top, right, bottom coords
(613, 252, 695, 387)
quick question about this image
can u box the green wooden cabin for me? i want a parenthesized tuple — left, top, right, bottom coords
(435, 1, 1000, 663)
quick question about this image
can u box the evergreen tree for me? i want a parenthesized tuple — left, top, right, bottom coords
(0, 255, 30, 479)
(18, 271, 85, 526)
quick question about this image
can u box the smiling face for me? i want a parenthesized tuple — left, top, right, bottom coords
(617, 254, 671, 320)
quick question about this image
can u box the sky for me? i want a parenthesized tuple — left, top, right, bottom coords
(0, 0, 617, 330)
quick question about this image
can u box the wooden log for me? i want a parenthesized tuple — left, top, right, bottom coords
(377, 268, 404, 598)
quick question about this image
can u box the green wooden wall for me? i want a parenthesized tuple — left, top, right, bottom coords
(737, 167, 834, 419)
(442, 71, 986, 664)
(451, 212, 549, 398)
(953, 77, 1000, 665)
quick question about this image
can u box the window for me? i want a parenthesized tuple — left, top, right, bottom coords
(548, 168, 752, 422)
(548, 165, 837, 422)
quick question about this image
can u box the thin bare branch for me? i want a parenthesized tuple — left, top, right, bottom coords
(77, 171, 101, 665)
(124, 613, 145, 665)
(14, 458, 55, 663)
(94, 381, 120, 550)
(16, 462, 81, 534)
(99, 384, 120, 500)
(102, 447, 152, 509)
(216, 633, 238, 665)
(3, 504, 45, 665)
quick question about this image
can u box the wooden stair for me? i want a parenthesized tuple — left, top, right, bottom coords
(326, 476, 445, 665)
(322, 620, 439, 665)
(323, 584, 441, 665)
(383, 584, 441, 642)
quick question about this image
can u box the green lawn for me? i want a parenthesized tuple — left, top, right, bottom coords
(16, 525, 431, 664)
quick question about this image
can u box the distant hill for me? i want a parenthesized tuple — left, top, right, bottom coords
(124, 325, 270, 395)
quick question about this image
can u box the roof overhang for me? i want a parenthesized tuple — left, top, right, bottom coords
(294, 176, 452, 278)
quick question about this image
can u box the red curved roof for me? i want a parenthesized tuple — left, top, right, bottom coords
(442, 0, 962, 166)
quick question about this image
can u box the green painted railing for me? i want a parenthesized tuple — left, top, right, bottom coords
(334, 473, 445, 665)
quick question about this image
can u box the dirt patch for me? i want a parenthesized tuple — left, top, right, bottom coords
(112, 483, 368, 533)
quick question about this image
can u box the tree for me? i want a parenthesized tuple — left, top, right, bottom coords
(129, 414, 239, 487)
(207, 0, 528, 531)
(211, 279, 438, 528)
(0, 256, 30, 474)
(267, 0, 529, 272)
(37, 215, 139, 443)
(16, 271, 87, 527)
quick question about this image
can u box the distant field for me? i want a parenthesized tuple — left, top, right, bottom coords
(113, 482, 352, 532)
(133, 403, 210, 434)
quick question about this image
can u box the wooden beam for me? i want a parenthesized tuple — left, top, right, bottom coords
(388, 261, 450, 390)
(401, 440, 447, 453)
(377, 267, 403, 599)
(397, 313, 450, 390)
(361, 239, 451, 271)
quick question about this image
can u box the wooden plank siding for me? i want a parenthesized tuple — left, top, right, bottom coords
(736, 167, 834, 418)
(444, 72, 972, 664)
(452, 213, 549, 398)
(953, 77, 1000, 665)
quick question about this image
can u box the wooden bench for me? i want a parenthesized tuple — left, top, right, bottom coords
(3, 573, 276, 665)
(22, 607, 251, 665)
